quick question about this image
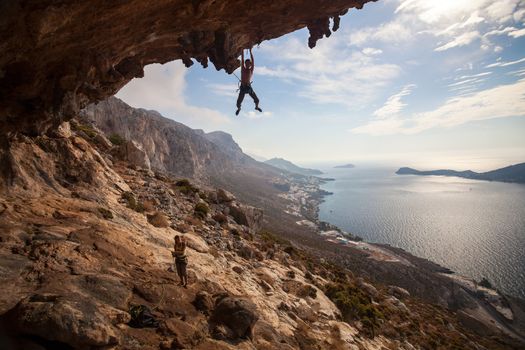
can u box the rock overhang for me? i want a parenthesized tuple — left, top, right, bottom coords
(0, 0, 376, 135)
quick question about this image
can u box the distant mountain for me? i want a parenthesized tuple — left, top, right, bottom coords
(396, 163, 525, 184)
(334, 163, 355, 168)
(246, 153, 268, 162)
(265, 157, 323, 176)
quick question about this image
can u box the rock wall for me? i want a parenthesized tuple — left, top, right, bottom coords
(0, 0, 375, 135)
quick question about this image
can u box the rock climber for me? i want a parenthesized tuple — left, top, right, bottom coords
(236, 48, 263, 116)
(172, 235, 188, 287)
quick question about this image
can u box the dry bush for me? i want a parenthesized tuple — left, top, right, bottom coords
(212, 213, 228, 225)
(147, 211, 170, 228)
(184, 215, 202, 227)
(142, 200, 155, 212)
(175, 222, 192, 233)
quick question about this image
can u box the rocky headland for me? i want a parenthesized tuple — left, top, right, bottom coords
(397, 164, 525, 184)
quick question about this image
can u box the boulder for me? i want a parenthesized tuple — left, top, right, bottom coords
(115, 140, 151, 170)
(55, 121, 72, 138)
(6, 293, 128, 348)
(184, 233, 209, 253)
(229, 204, 263, 230)
(387, 285, 410, 299)
(193, 291, 214, 316)
(76, 274, 132, 310)
(236, 242, 264, 261)
(210, 296, 259, 340)
(216, 189, 236, 203)
(359, 282, 379, 298)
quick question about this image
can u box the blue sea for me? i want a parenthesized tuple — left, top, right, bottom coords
(318, 166, 525, 299)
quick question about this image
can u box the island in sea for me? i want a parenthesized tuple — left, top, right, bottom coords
(334, 163, 355, 168)
(396, 162, 525, 184)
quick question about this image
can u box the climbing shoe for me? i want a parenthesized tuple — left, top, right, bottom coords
(255, 106, 263, 112)
(235, 108, 241, 116)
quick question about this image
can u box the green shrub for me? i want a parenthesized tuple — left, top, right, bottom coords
(194, 202, 209, 218)
(109, 133, 126, 146)
(98, 207, 113, 219)
(324, 282, 384, 336)
(73, 123, 97, 138)
(121, 192, 144, 213)
(174, 179, 199, 195)
(259, 230, 289, 246)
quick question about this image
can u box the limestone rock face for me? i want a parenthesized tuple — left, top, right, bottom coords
(116, 140, 151, 170)
(229, 203, 263, 230)
(82, 97, 238, 179)
(0, 0, 375, 135)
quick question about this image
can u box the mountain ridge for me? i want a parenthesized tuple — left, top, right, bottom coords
(396, 163, 525, 184)
(265, 157, 323, 176)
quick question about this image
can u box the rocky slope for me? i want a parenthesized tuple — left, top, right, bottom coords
(82, 98, 525, 344)
(81, 97, 315, 238)
(0, 119, 524, 349)
(0, 0, 376, 135)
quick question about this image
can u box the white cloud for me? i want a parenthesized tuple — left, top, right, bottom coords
(116, 61, 230, 125)
(243, 111, 273, 120)
(257, 37, 401, 108)
(435, 31, 480, 51)
(508, 27, 525, 38)
(455, 71, 492, 80)
(351, 79, 525, 135)
(373, 84, 415, 119)
(485, 56, 525, 68)
(207, 83, 238, 98)
(448, 77, 485, 87)
(349, 20, 413, 46)
(484, 26, 517, 36)
(362, 47, 383, 56)
(352, 0, 525, 52)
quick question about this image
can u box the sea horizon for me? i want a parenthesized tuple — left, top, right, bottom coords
(317, 166, 525, 299)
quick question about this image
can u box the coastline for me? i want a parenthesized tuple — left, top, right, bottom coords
(284, 173, 525, 342)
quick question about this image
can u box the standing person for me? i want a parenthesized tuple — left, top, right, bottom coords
(172, 235, 188, 287)
(236, 48, 263, 116)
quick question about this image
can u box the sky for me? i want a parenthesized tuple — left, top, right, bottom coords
(117, 0, 525, 171)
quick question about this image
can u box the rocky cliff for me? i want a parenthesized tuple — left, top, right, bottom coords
(0, 0, 376, 135)
(82, 97, 239, 180)
(0, 123, 520, 349)
(81, 97, 314, 239)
